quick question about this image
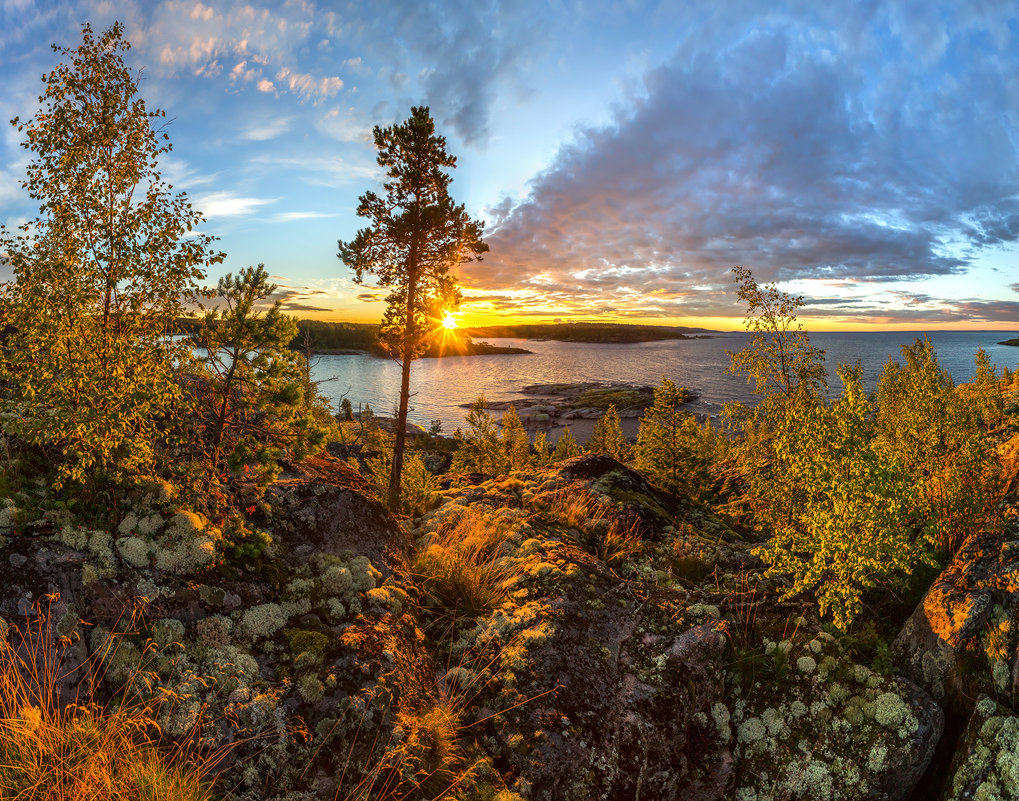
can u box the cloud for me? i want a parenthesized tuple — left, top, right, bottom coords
(272, 211, 335, 222)
(239, 116, 291, 140)
(249, 152, 378, 189)
(344, 0, 548, 144)
(1011, 283, 1019, 294)
(275, 67, 342, 103)
(469, 4, 1019, 319)
(193, 190, 275, 218)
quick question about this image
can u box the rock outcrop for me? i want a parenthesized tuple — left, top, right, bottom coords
(0, 452, 950, 800)
(413, 454, 943, 801)
(892, 524, 1019, 706)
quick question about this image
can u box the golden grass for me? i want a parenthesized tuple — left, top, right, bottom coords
(0, 597, 215, 801)
(414, 509, 521, 621)
(536, 489, 643, 566)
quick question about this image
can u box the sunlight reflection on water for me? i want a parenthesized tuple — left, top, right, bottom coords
(309, 330, 1019, 432)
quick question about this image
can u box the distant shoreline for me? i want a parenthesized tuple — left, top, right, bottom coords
(310, 341, 532, 358)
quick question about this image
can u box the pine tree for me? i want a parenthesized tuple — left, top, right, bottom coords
(191, 265, 328, 493)
(501, 406, 531, 470)
(451, 397, 508, 475)
(551, 428, 582, 462)
(587, 405, 630, 462)
(338, 107, 488, 510)
(533, 431, 552, 467)
(634, 377, 707, 497)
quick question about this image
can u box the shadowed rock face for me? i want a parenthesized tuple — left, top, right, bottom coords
(0, 455, 439, 800)
(939, 695, 1019, 801)
(0, 450, 952, 800)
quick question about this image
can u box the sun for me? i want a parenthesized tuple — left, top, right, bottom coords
(441, 311, 458, 330)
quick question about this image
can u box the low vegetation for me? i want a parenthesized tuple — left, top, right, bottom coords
(0, 600, 214, 801)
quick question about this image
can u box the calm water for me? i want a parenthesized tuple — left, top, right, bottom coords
(310, 331, 1019, 431)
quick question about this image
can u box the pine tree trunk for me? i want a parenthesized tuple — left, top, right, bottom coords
(388, 264, 417, 511)
(388, 353, 412, 511)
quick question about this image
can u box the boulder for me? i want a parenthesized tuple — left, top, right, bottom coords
(892, 526, 1019, 704)
(939, 695, 1019, 800)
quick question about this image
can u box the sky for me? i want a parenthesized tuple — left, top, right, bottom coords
(1, 0, 1018, 331)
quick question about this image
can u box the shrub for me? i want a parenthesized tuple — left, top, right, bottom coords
(874, 337, 1003, 557)
(586, 404, 630, 462)
(753, 365, 919, 630)
(451, 397, 510, 476)
(634, 377, 714, 499)
(550, 428, 582, 462)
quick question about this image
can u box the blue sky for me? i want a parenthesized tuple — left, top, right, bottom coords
(1, 0, 1018, 329)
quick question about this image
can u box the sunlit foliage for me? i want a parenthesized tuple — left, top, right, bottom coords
(727, 265, 827, 402)
(587, 404, 630, 462)
(726, 269, 1005, 629)
(450, 397, 510, 476)
(874, 338, 1002, 557)
(551, 428, 583, 462)
(500, 406, 532, 470)
(0, 22, 222, 492)
(634, 377, 714, 499)
(754, 365, 919, 630)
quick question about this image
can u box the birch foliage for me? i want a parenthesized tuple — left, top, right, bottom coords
(0, 23, 222, 489)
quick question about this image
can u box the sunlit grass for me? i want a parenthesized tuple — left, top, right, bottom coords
(0, 597, 215, 801)
(536, 489, 643, 566)
(414, 509, 521, 621)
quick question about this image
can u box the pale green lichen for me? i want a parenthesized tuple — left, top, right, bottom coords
(150, 618, 186, 649)
(873, 692, 908, 728)
(688, 603, 720, 619)
(797, 656, 817, 674)
(738, 717, 766, 744)
(801, 761, 832, 797)
(711, 702, 731, 741)
(240, 603, 287, 640)
(867, 744, 887, 772)
(116, 536, 151, 568)
(298, 673, 325, 703)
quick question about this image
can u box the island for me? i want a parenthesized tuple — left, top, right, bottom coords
(999, 337, 1019, 346)
(462, 321, 721, 343)
(467, 380, 699, 423)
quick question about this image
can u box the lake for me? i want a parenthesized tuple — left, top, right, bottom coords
(309, 330, 1019, 435)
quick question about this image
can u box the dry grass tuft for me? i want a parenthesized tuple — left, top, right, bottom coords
(0, 596, 216, 801)
(536, 490, 643, 566)
(414, 509, 521, 621)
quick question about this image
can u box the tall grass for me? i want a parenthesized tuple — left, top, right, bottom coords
(414, 510, 521, 621)
(536, 490, 643, 566)
(0, 596, 215, 801)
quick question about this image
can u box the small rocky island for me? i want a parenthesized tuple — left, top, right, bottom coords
(467, 381, 699, 425)
(999, 337, 1019, 346)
